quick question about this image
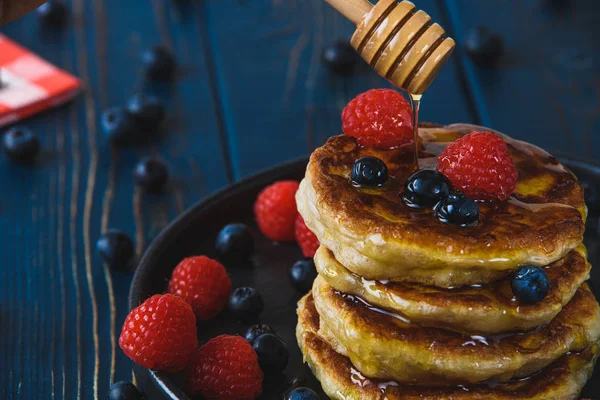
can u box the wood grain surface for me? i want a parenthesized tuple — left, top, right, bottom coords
(0, 0, 597, 399)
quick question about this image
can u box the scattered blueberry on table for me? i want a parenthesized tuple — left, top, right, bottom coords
(403, 169, 451, 209)
(1, 126, 40, 164)
(290, 259, 318, 293)
(216, 223, 255, 262)
(106, 381, 144, 400)
(245, 324, 275, 344)
(351, 156, 388, 187)
(133, 157, 169, 193)
(322, 40, 357, 75)
(285, 387, 320, 400)
(96, 229, 135, 271)
(465, 26, 504, 66)
(434, 192, 479, 226)
(102, 107, 138, 145)
(36, 0, 68, 27)
(252, 332, 289, 372)
(142, 45, 176, 81)
(511, 265, 551, 304)
(229, 286, 264, 322)
(126, 94, 166, 130)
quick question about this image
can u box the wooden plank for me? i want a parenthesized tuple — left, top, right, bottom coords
(201, 0, 476, 179)
(0, 0, 232, 397)
(0, 11, 81, 400)
(445, 0, 600, 159)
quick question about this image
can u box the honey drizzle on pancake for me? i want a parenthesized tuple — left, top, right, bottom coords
(316, 126, 584, 262)
(409, 93, 421, 168)
(339, 291, 413, 324)
(347, 349, 599, 396)
(298, 293, 599, 398)
(341, 248, 588, 317)
(336, 286, 554, 344)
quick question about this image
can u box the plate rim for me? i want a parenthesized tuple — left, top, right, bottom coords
(129, 156, 309, 400)
(128, 154, 600, 400)
(129, 155, 309, 310)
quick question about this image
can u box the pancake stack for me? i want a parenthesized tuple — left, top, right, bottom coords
(295, 123, 600, 399)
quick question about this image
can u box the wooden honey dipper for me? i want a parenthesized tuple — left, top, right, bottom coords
(325, 0, 455, 94)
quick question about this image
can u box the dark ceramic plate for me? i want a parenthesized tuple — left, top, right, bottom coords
(130, 157, 600, 400)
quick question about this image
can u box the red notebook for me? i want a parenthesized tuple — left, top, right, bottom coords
(0, 34, 81, 128)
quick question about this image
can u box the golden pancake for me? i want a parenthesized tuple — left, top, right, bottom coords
(297, 293, 599, 400)
(315, 245, 591, 334)
(297, 124, 586, 287)
(311, 276, 600, 385)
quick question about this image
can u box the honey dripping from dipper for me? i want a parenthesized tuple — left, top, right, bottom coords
(409, 93, 422, 167)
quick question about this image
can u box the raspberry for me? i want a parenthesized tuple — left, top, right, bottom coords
(168, 256, 232, 321)
(254, 181, 299, 242)
(185, 335, 263, 399)
(119, 294, 197, 372)
(295, 215, 319, 257)
(436, 131, 518, 201)
(342, 89, 413, 148)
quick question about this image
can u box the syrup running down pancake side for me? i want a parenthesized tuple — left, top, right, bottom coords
(296, 293, 600, 400)
(315, 244, 591, 334)
(297, 123, 587, 288)
(311, 276, 600, 386)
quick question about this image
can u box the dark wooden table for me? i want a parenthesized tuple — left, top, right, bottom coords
(0, 0, 598, 399)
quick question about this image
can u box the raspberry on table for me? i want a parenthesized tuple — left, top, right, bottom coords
(185, 335, 263, 400)
(436, 131, 518, 201)
(119, 294, 197, 372)
(295, 215, 319, 258)
(254, 181, 300, 242)
(168, 256, 232, 321)
(342, 88, 413, 148)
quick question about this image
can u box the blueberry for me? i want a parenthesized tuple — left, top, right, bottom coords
(351, 156, 388, 187)
(142, 46, 175, 80)
(229, 287, 264, 321)
(288, 376, 307, 389)
(102, 108, 138, 145)
(97, 230, 135, 271)
(106, 381, 144, 400)
(37, 1, 68, 26)
(216, 223, 255, 262)
(133, 157, 169, 193)
(126, 94, 166, 129)
(245, 324, 274, 344)
(1, 127, 40, 164)
(290, 259, 318, 293)
(252, 333, 289, 373)
(285, 387, 320, 400)
(434, 193, 479, 226)
(465, 26, 504, 66)
(403, 169, 451, 209)
(511, 265, 551, 304)
(322, 40, 357, 75)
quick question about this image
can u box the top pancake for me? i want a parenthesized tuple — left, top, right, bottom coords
(297, 124, 586, 287)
